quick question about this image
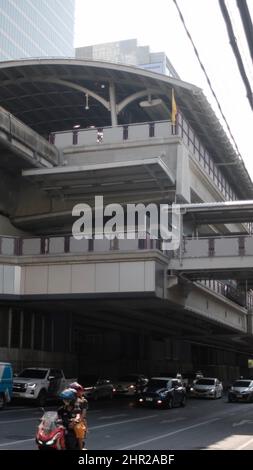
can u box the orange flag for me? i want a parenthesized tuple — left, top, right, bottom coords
(171, 88, 177, 125)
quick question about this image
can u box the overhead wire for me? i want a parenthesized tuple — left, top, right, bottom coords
(172, 0, 247, 157)
(219, 0, 253, 111)
(236, 0, 253, 63)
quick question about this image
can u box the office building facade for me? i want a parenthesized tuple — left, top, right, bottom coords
(76, 39, 180, 78)
(0, 0, 75, 61)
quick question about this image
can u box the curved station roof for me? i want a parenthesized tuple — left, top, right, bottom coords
(0, 58, 252, 198)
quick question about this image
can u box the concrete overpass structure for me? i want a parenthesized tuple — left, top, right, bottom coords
(0, 58, 252, 382)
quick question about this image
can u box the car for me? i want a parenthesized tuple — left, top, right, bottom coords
(113, 374, 149, 396)
(228, 379, 253, 402)
(182, 371, 204, 393)
(137, 377, 186, 408)
(190, 377, 223, 399)
(159, 372, 183, 380)
(12, 368, 76, 406)
(79, 375, 114, 400)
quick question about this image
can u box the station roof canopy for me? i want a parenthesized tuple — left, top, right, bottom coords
(0, 58, 252, 198)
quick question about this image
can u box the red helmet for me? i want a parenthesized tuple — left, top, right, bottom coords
(69, 382, 84, 394)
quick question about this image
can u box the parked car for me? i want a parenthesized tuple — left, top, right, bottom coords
(228, 379, 253, 402)
(137, 377, 186, 408)
(79, 375, 114, 400)
(190, 377, 223, 399)
(113, 374, 149, 396)
(159, 372, 183, 381)
(183, 371, 204, 393)
(12, 368, 76, 406)
(0, 362, 13, 410)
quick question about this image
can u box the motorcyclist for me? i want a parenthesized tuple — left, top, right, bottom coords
(69, 382, 88, 450)
(58, 388, 80, 450)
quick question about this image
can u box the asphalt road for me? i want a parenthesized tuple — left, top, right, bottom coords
(1, 396, 253, 450)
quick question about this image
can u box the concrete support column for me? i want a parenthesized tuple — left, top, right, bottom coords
(247, 310, 253, 335)
(7, 308, 12, 349)
(51, 318, 54, 352)
(31, 313, 35, 350)
(109, 82, 118, 127)
(41, 316, 45, 351)
(20, 311, 24, 349)
(69, 314, 72, 353)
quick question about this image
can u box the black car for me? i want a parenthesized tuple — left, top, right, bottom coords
(137, 377, 186, 408)
(79, 375, 114, 400)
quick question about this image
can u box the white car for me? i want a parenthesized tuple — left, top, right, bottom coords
(190, 377, 223, 399)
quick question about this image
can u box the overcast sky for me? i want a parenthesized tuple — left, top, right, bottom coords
(75, 0, 253, 179)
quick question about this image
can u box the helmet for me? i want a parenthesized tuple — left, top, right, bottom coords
(59, 388, 77, 402)
(69, 382, 84, 394)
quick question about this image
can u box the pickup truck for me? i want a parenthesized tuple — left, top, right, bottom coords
(12, 368, 76, 406)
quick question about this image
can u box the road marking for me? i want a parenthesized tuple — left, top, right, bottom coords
(160, 417, 185, 424)
(120, 417, 221, 449)
(0, 438, 35, 447)
(0, 417, 38, 425)
(236, 436, 253, 450)
(99, 414, 127, 420)
(233, 419, 253, 427)
(0, 414, 159, 448)
(1, 407, 37, 413)
(90, 414, 158, 430)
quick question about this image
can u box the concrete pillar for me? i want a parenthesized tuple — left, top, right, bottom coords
(20, 311, 24, 349)
(7, 308, 12, 349)
(247, 310, 253, 335)
(109, 82, 118, 126)
(51, 318, 54, 352)
(69, 314, 72, 353)
(31, 313, 35, 350)
(41, 316, 45, 351)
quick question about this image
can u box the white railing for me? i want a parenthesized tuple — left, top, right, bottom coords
(0, 233, 162, 256)
(50, 120, 176, 148)
(182, 235, 253, 258)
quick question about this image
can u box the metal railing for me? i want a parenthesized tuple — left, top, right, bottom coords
(177, 112, 237, 202)
(0, 233, 163, 257)
(198, 279, 253, 309)
(51, 114, 239, 207)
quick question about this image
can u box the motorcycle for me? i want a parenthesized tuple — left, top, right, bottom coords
(36, 411, 66, 450)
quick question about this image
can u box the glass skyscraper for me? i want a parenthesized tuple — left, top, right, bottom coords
(0, 0, 75, 61)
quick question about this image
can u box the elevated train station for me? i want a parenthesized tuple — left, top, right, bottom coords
(0, 58, 252, 384)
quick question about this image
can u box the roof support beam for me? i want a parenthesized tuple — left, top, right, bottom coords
(44, 78, 110, 110)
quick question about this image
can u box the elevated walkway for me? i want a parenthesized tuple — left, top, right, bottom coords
(170, 235, 253, 285)
(0, 233, 249, 336)
(0, 106, 59, 169)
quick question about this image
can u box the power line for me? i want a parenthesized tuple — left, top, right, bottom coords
(219, 0, 253, 111)
(236, 0, 253, 63)
(172, 0, 244, 156)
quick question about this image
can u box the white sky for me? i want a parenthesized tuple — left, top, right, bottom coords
(74, 0, 253, 179)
